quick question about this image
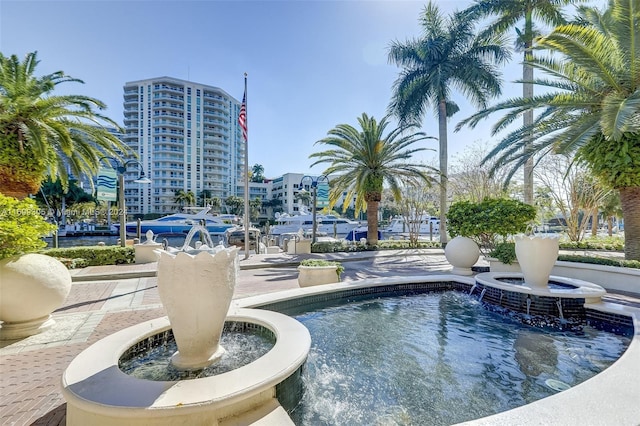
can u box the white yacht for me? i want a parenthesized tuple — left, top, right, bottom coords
(269, 211, 360, 236)
(383, 216, 440, 235)
(117, 208, 237, 237)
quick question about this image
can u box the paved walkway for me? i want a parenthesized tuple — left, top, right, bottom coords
(0, 249, 637, 425)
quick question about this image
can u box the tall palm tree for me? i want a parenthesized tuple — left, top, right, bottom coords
(388, 2, 510, 243)
(310, 113, 437, 245)
(0, 51, 129, 199)
(457, 0, 640, 260)
(464, 0, 575, 205)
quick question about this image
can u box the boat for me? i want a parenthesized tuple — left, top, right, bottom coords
(270, 209, 360, 236)
(116, 208, 238, 237)
(345, 228, 383, 241)
(383, 215, 440, 235)
(225, 227, 262, 252)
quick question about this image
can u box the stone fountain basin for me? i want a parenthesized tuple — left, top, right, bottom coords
(475, 272, 606, 302)
(62, 308, 310, 425)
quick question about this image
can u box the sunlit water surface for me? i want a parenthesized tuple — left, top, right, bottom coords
(290, 291, 630, 426)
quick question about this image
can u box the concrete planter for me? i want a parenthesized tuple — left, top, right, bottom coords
(486, 257, 521, 273)
(444, 236, 480, 276)
(297, 265, 340, 287)
(0, 253, 72, 340)
(515, 234, 560, 288)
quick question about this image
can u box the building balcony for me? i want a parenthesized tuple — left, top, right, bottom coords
(153, 101, 184, 111)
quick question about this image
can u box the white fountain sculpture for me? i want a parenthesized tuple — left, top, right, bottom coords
(62, 225, 310, 425)
(514, 233, 560, 288)
(156, 241, 237, 370)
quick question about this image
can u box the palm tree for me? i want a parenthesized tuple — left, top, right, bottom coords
(464, 0, 575, 205)
(388, 2, 510, 243)
(0, 51, 129, 199)
(310, 113, 437, 245)
(457, 0, 640, 260)
(209, 196, 222, 213)
(251, 164, 265, 183)
(173, 189, 196, 210)
(295, 189, 312, 208)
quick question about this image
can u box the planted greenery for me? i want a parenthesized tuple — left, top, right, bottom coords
(311, 239, 441, 254)
(557, 255, 640, 270)
(0, 194, 55, 259)
(43, 246, 134, 267)
(489, 242, 517, 265)
(299, 259, 345, 279)
(447, 198, 536, 252)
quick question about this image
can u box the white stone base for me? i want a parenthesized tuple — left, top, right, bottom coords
(0, 315, 55, 340)
(62, 309, 310, 426)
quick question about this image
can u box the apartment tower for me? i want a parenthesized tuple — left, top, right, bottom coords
(122, 77, 244, 215)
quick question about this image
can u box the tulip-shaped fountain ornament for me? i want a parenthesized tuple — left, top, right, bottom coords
(155, 226, 238, 370)
(514, 233, 560, 288)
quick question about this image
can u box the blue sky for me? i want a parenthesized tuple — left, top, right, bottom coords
(1, 0, 596, 179)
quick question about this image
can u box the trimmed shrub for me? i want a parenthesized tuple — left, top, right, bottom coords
(557, 255, 640, 269)
(0, 194, 55, 259)
(42, 246, 134, 267)
(447, 198, 536, 252)
(489, 242, 517, 264)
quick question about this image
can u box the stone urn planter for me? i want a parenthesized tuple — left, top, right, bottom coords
(297, 260, 343, 287)
(0, 253, 72, 340)
(486, 257, 521, 273)
(134, 230, 163, 264)
(514, 234, 560, 288)
(444, 236, 480, 276)
(156, 244, 238, 370)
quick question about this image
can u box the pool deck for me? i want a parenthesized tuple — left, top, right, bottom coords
(1, 248, 639, 426)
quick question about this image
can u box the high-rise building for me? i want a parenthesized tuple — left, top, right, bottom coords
(122, 77, 244, 215)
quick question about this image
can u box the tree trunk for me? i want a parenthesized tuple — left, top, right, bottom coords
(438, 98, 448, 244)
(608, 216, 613, 236)
(591, 208, 598, 237)
(366, 200, 379, 245)
(619, 186, 640, 261)
(523, 50, 534, 206)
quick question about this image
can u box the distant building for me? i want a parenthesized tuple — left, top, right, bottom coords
(122, 76, 245, 215)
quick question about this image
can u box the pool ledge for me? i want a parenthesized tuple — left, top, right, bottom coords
(234, 274, 640, 425)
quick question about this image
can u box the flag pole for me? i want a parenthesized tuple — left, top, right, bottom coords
(242, 73, 250, 259)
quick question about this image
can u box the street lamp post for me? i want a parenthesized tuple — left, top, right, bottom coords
(101, 158, 151, 247)
(300, 175, 329, 244)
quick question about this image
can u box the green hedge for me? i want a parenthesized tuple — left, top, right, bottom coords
(559, 240, 625, 251)
(311, 239, 442, 253)
(557, 254, 640, 269)
(42, 246, 134, 268)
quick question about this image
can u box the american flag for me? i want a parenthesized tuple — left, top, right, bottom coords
(238, 91, 247, 141)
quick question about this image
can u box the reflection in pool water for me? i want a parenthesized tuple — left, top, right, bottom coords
(290, 291, 629, 425)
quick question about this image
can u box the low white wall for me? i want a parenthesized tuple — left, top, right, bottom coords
(552, 261, 640, 295)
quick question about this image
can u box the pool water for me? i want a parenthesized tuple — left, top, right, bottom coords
(119, 329, 274, 381)
(290, 291, 630, 425)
